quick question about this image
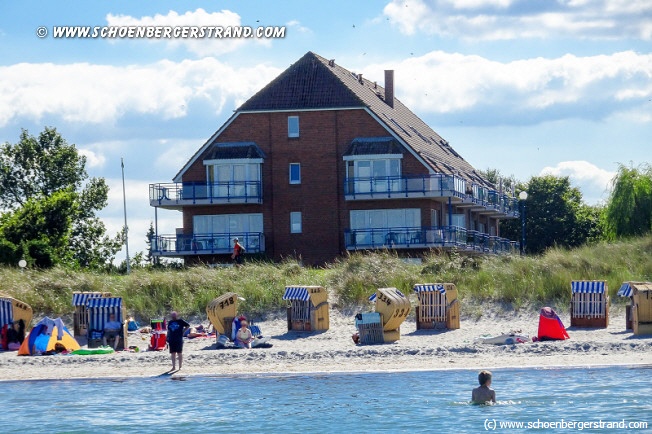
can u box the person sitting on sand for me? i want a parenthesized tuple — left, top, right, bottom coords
(472, 370, 496, 404)
(7, 319, 25, 351)
(103, 313, 122, 350)
(235, 319, 254, 349)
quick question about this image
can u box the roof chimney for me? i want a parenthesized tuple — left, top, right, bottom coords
(384, 70, 394, 108)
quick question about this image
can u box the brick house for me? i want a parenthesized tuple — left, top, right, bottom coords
(149, 52, 520, 265)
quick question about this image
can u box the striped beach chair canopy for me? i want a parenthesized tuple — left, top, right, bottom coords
(86, 297, 123, 332)
(571, 281, 606, 294)
(72, 292, 105, 307)
(413, 284, 446, 294)
(0, 298, 13, 327)
(369, 288, 407, 302)
(617, 283, 632, 297)
(282, 287, 310, 301)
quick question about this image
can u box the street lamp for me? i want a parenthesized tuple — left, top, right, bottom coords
(519, 191, 528, 255)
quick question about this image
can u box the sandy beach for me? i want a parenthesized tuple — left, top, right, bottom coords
(1, 304, 650, 382)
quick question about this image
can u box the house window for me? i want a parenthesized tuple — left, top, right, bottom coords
(345, 157, 402, 194)
(289, 163, 301, 184)
(290, 212, 302, 233)
(288, 116, 299, 138)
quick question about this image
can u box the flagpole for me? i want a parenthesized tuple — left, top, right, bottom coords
(121, 157, 130, 274)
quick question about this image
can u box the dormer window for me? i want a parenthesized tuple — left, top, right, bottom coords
(288, 116, 299, 138)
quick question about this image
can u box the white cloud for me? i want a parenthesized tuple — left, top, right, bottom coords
(383, 0, 652, 40)
(287, 20, 311, 34)
(0, 58, 281, 128)
(106, 8, 268, 56)
(358, 50, 652, 124)
(540, 160, 616, 203)
(78, 148, 106, 168)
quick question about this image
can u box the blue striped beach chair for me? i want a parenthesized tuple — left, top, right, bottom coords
(0, 298, 13, 329)
(413, 283, 461, 330)
(86, 297, 127, 349)
(570, 280, 609, 328)
(72, 292, 111, 336)
(0, 296, 32, 329)
(283, 286, 329, 332)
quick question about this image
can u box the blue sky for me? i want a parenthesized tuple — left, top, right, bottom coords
(1, 0, 651, 263)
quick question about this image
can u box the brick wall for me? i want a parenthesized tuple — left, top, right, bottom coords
(179, 108, 470, 264)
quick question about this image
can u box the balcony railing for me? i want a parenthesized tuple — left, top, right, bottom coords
(150, 181, 262, 207)
(344, 175, 519, 217)
(344, 174, 467, 200)
(152, 232, 265, 256)
(344, 226, 518, 255)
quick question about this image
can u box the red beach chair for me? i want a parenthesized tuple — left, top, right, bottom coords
(149, 318, 167, 351)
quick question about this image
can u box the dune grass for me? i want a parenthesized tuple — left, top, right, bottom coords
(1, 236, 650, 322)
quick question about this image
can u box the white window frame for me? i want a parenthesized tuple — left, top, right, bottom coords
(290, 212, 302, 234)
(289, 163, 301, 185)
(288, 116, 299, 138)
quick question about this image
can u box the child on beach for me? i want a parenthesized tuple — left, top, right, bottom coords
(472, 370, 496, 404)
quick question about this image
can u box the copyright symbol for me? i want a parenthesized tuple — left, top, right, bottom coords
(36, 26, 48, 38)
(484, 418, 496, 430)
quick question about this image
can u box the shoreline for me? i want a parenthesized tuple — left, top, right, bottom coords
(2, 305, 651, 382)
(2, 361, 650, 384)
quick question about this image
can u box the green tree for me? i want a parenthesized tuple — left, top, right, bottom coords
(501, 175, 602, 254)
(605, 163, 652, 239)
(0, 127, 122, 268)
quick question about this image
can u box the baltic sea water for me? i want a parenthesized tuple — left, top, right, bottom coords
(1, 366, 651, 433)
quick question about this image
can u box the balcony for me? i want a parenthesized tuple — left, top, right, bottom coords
(344, 226, 518, 255)
(458, 185, 520, 218)
(152, 232, 265, 257)
(149, 181, 262, 209)
(344, 174, 466, 201)
(344, 175, 519, 218)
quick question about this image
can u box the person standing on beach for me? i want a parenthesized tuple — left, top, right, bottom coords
(167, 311, 189, 371)
(472, 370, 496, 404)
(231, 237, 245, 265)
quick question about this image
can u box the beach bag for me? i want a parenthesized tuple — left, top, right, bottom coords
(90, 330, 103, 340)
(127, 319, 140, 332)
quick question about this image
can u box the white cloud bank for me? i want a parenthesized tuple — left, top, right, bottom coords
(383, 0, 652, 40)
(0, 58, 281, 128)
(361, 50, 652, 124)
(0, 50, 650, 129)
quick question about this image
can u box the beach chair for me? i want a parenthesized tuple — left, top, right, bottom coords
(414, 283, 460, 330)
(631, 282, 652, 335)
(149, 318, 167, 351)
(570, 280, 609, 328)
(206, 292, 239, 343)
(0, 295, 33, 330)
(283, 286, 330, 332)
(86, 297, 128, 349)
(368, 288, 411, 342)
(71, 292, 111, 337)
